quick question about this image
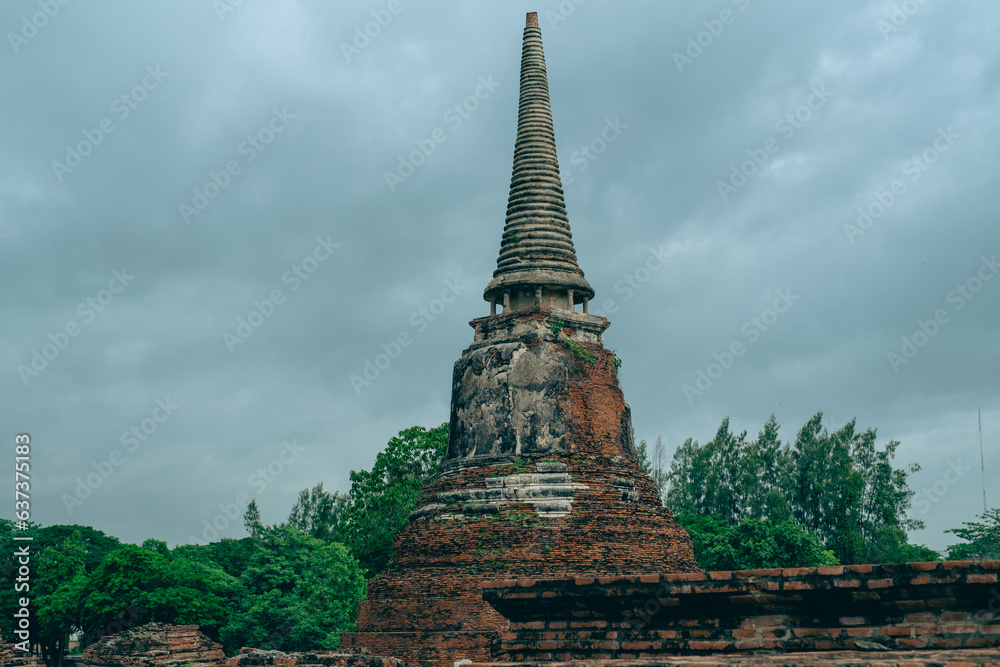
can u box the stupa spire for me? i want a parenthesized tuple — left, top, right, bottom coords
(483, 12, 595, 315)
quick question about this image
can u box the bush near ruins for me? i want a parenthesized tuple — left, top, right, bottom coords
(675, 513, 838, 571)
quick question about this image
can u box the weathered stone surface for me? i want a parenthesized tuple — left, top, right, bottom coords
(80, 623, 224, 667)
(446, 308, 625, 466)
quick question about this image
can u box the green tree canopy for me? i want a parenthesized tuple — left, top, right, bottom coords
(35, 531, 89, 666)
(0, 522, 122, 659)
(173, 537, 263, 579)
(218, 526, 365, 654)
(334, 423, 448, 575)
(665, 413, 930, 564)
(286, 482, 348, 542)
(676, 513, 838, 571)
(78, 544, 238, 645)
(946, 508, 1000, 560)
(665, 415, 792, 524)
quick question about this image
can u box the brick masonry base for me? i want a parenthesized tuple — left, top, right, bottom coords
(465, 648, 1000, 667)
(484, 561, 1000, 661)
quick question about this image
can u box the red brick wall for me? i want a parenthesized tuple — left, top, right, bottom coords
(342, 334, 698, 667)
(485, 561, 1000, 661)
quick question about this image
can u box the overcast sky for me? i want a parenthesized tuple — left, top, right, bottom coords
(2, 0, 997, 554)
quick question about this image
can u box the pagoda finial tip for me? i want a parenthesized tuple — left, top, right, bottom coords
(526, 12, 538, 27)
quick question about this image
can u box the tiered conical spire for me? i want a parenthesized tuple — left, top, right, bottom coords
(483, 12, 594, 312)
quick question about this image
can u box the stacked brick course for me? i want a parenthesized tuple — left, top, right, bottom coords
(221, 648, 404, 667)
(341, 13, 701, 664)
(483, 561, 1000, 661)
(80, 623, 224, 667)
(0, 644, 43, 667)
(340, 311, 698, 667)
(465, 648, 1000, 667)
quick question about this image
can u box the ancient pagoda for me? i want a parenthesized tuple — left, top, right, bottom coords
(340, 13, 698, 666)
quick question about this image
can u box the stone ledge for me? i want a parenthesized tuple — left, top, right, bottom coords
(464, 647, 1000, 667)
(483, 562, 1000, 660)
(221, 648, 405, 667)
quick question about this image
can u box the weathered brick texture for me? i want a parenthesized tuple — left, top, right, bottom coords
(465, 647, 1000, 667)
(484, 561, 1000, 661)
(0, 644, 43, 667)
(341, 310, 698, 667)
(80, 623, 224, 667)
(221, 648, 404, 667)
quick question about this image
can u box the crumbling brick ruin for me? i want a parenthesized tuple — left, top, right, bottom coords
(340, 11, 702, 667)
(484, 561, 1000, 659)
(340, 11, 1000, 667)
(46, 11, 999, 667)
(80, 623, 224, 667)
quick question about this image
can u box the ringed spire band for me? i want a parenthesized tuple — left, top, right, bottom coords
(483, 12, 595, 315)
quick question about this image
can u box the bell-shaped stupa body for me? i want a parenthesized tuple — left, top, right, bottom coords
(340, 14, 697, 667)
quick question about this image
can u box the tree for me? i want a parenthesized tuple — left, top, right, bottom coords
(790, 414, 923, 564)
(636, 439, 652, 475)
(35, 532, 88, 666)
(637, 437, 669, 502)
(946, 508, 1000, 560)
(219, 526, 365, 653)
(650, 436, 669, 502)
(0, 522, 121, 655)
(243, 500, 263, 538)
(173, 537, 262, 579)
(666, 416, 792, 524)
(78, 544, 237, 646)
(336, 423, 448, 575)
(141, 539, 170, 557)
(287, 482, 349, 542)
(665, 413, 930, 564)
(675, 513, 838, 571)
